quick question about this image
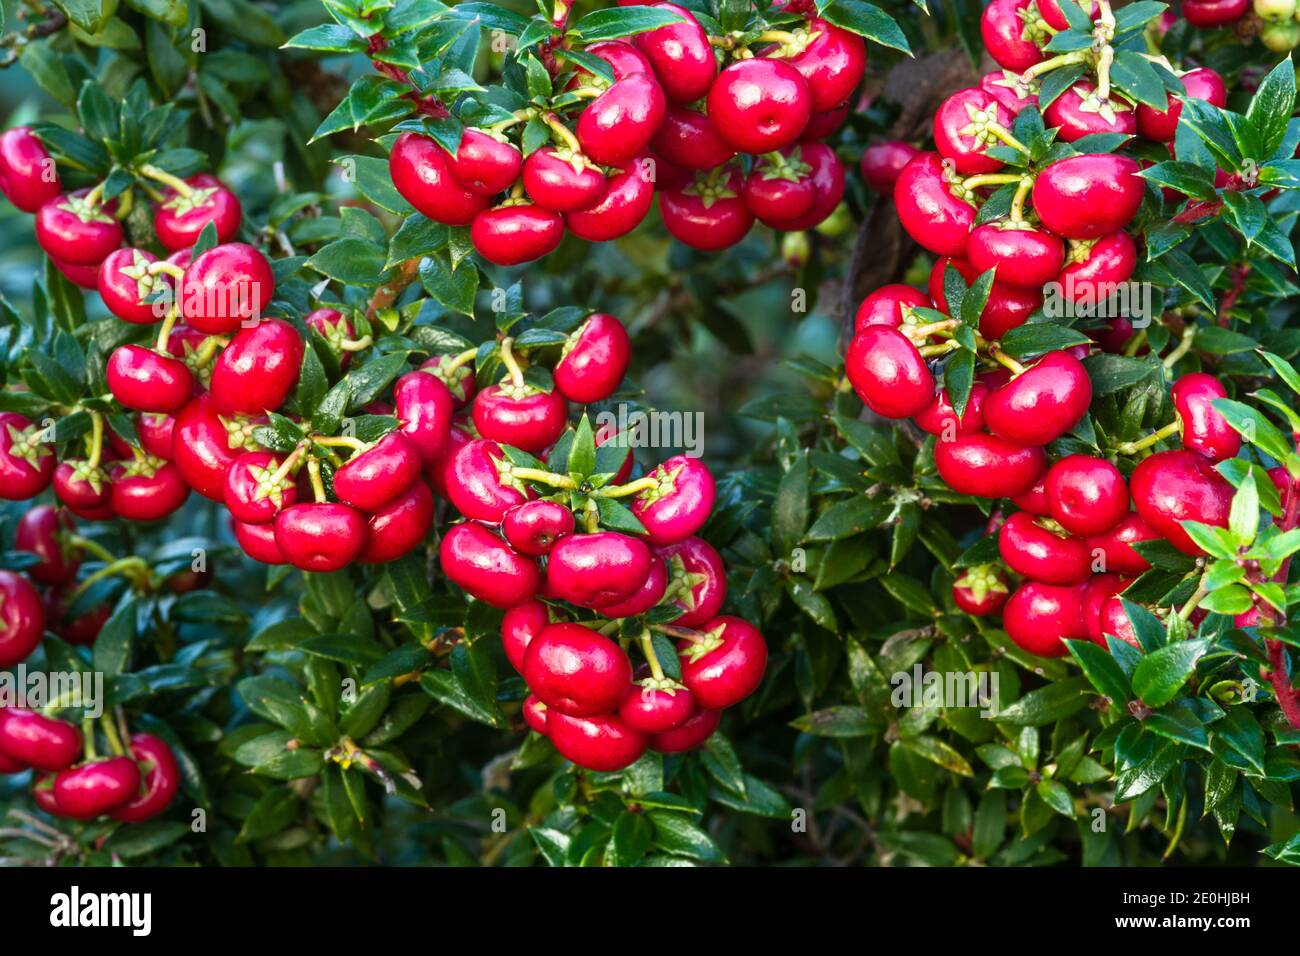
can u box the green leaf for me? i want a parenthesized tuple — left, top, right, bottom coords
(1247, 56, 1297, 160)
(1132, 639, 1208, 708)
(1065, 639, 1132, 703)
(994, 677, 1091, 727)
(817, 0, 911, 54)
(789, 705, 876, 738)
(569, 6, 686, 41)
(772, 453, 810, 556)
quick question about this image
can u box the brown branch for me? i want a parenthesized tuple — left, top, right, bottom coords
(367, 257, 422, 321)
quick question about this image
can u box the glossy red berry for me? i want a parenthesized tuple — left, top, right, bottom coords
(98, 248, 170, 324)
(934, 87, 1015, 175)
(801, 102, 850, 140)
(707, 58, 812, 154)
(656, 536, 726, 627)
(502, 600, 549, 674)
(224, 451, 298, 524)
(1043, 82, 1137, 143)
(522, 695, 549, 735)
(1182, 0, 1249, 28)
(860, 141, 921, 193)
(915, 383, 988, 437)
(632, 3, 716, 103)
(390, 132, 490, 225)
(0, 412, 54, 500)
(952, 564, 1011, 616)
(333, 432, 421, 513)
(980, 70, 1038, 114)
(0, 572, 45, 668)
(677, 616, 767, 711)
(446, 128, 523, 196)
(547, 532, 654, 609)
(107, 345, 194, 413)
(649, 707, 721, 753)
(1044, 454, 1129, 536)
(472, 381, 568, 453)
(651, 106, 736, 170)
(547, 711, 647, 771)
(54, 459, 112, 518)
(854, 284, 930, 333)
(15, 505, 79, 587)
(153, 173, 242, 252)
(110, 733, 181, 823)
(1130, 450, 1233, 556)
(439, 522, 540, 608)
(172, 395, 257, 500)
(981, 0, 1046, 71)
(576, 72, 667, 167)
(1136, 67, 1226, 142)
(522, 146, 607, 212)
(444, 438, 527, 522)
(1037, 0, 1099, 29)
(1056, 231, 1137, 302)
(598, 557, 668, 618)
(998, 511, 1091, 585)
(274, 502, 368, 571)
(846, 325, 935, 419)
(1032, 154, 1144, 240)
(53, 757, 141, 820)
(553, 313, 631, 404)
(1097, 595, 1141, 649)
(933, 432, 1046, 499)
(780, 18, 866, 113)
(0, 127, 61, 212)
(968, 224, 1065, 289)
(565, 158, 656, 242)
(1085, 512, 1158, 576)
(0, 710, 80, 770)
(1081, 574, 1130, 646)
(894, 152, 975, 257)
(631, 455, 716, 546)
(34, 190, 122, 265)
(742, 149, 818, 225)
(210, 318, 304, 416)
(659, 167, 754, 251)
(775, 142, 844, 234)
(503, 500, 575, 556)
(392, 370, 454, 466)
(983, 350, 1092, 446)
(233, 517, 286, 564)
(1170, 372, 1240, 462)
(524, 622, 633, 716)
(109, 458, 189, 521)
(180, 242, 275, 334)
(1003, 582, 1083, 657)
(358, 480, 435, 563)
(620, 673, 695, 733)
(470, 202, 564, 266)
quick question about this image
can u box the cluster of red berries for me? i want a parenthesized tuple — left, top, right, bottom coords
(388, 1, 862, 263)
(842, 0, 1256, 658)
(0, 708, 180, 823)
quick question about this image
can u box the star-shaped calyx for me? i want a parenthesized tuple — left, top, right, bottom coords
(953, 564, 1010, 603)
(683, 168, 738, 210)
(678, 621, 727, 664)
(5, 421, 53, 470)
(161, 186, 218, 216)
(662, 554, 710, 611)
(58, 192, 114, 225)
(118, 249, 166, 302)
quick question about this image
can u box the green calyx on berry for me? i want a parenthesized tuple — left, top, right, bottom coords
(635, 461, 685, 506)
(683, 168, 739, 208)
(757, 148, 812, 183)
(161, 185, 218, 215)
(6, 421, 52, 469)
(220, 414, 261, 453)
(58, 192, 113, 224)
(662, 554, 710, 611)
(954, 563, 1010, 602)
(678, 621, 727, 663)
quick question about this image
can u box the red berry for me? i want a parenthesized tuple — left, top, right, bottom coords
(522, 146, 607, 212)
(860, 141, 921, 193)
(0, 127, 61, 213)
(224, 450, 298, 524)
(422, 354, 477, 409)
(934, 432, 1046, 499)
(34, 190, 122, 265)
(998, 511, 1092, 585)
(109, 458, 190, 521)
(503, 500, 574, 556)
(632, 3, 716, 104)
(446, 128, 523, 196)
(502, 600, 550, 674)
(1038, 0, 1099, 29)
(0, 573, 46, 668)
(15, 505, 79, 587)
(1136, 67, 1226, 142)
(110, 733, 181, 823)
(894, 152, 976, 257)
(659, 167, 754, 251)
(1182, 0, 1249, 28)
(524, 622, 633, 716)
(1032, 154, 1144, 240)
(968, 223, 1065, 289)
(576, 72, 667, 167)
(915, 383, 988, 437)
(444, 438, 528, 522)
(1044, 454, 1130, 536)
(472, 381, 568, 453)
(655, 537, 727, 628)
(50, 256, 101, 289)
(358, 480, 435, 564)
(742, 148, 818, 225)
(210, 318, 304, 415)
(333, 431, 421, 512)
(1171, 372, 1240, 463)
(0, 710, 80, 771)
(677, 616, 767, 711)
(1130, 449, 1233, 556)
(983, 350, 1092, 446)
(393, 370, 454, 466)
(274, 502, 368, 572)
(980, 70, 1038, 115)
(651, 106, 736, 170)
(547, 531, 654, 609)
(470, 202, 564, 265)
(845, 325, 935, 419)
(934, 87, 1015, 175)
(779, 18, 866, 113)
(233, 517, 287, 564)
(306, 308, 355, 369)
(1044, 82, 1137, 143)
(930, 257, 1044, 339)
(439, 522, 540, 608)
(568, 39, 653, 83)
(1011, 473, 1049, 515)
(107, 345, 194, 413)
(180, 242, 275, 334)
(776, 142, 844, 236)
(547, 710, 647, 771)
(1081, 573, 1130, 645)
(981, 0, 1047, 72)
(631, 455, 716, 545)
(53, 757, 141, 820)
(952, 563, 1011, 616)
(172, 395, 257, 500)
(801, 102, 850, 140)
(553, 313, 631, 404)
(1003, 582, 1084, 657)
(98, 248, 170, 324)
(1085, 512, 1158, 576)
(598, 557, 668, 618)
(1055, 231, 1137, 302)
(565, 158, 656, 242)
(707, 58, 812, 154)
(522, 694, 549, 734)
(1097, 594, 1141, 649)
(854, 284, 930, 333)
(649, 707, 720, 753)
(153, 173, 242, 252)
(54, 459, 112, 517)
(389, 132, 490, 225)
(620, 673, 695, 733)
